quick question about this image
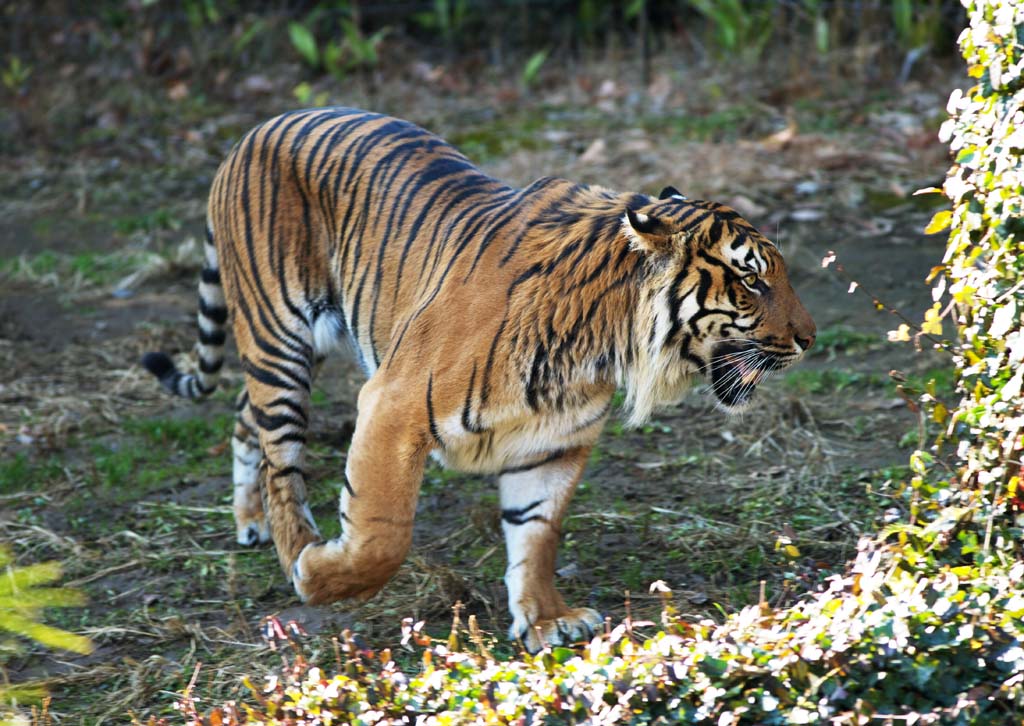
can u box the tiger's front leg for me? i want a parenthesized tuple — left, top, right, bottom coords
(292, 380, 428, 604)
(499, 446, 603, 652)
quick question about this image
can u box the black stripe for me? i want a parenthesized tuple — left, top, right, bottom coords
(200, 267, 221, 284)
(269, 432, 307, 446)
(241, 356, 301, 392)
(501, 498, 547, 526)
(198, 328, 227, 346)
(499, 450, 566, 476)
(461, 363, 486, 433)
(199, 356, 223, 374)
(426, 374, 444, 447)
(252, 405, 305, 432)
(199, 299, 228, 324)
(266, 395, 309, 424)
(271, 466, 307, 480)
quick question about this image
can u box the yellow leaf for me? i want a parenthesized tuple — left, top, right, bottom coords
(953, 285, 976, 304)
(914, 187, 944, 196)
(784, 545, 800, 558)
(1008, 476, 1018, 497)
(932, 402, 948, 423)
(888, 324, 912, 342)
(924, 209, 952, 235)
(922, 304, 944, 336)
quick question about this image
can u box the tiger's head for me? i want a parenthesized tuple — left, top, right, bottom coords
(619, 186, 815, 424)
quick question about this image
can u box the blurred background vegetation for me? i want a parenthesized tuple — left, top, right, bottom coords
(2, 0, 964, 151)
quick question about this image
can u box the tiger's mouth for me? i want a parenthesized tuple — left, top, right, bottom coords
(708, 341, 781, 408)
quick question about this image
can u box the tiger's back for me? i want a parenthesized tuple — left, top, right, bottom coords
(212, 108, 522, 378)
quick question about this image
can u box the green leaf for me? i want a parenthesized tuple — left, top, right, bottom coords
(700, 656, 728, 677)
(551, 646, 575, 664)
(814, 16, 829, 55)
(288, 22, 319, 68)
(521, 49, 549, 88)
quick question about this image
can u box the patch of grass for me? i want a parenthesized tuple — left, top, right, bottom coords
(895, 365, 957, 400)
(811, 324, 881, 359)
(449, 115, 550, 162)
(126, 413, 233, 455)
(77, 414, 232, 500)
(111, 208, 181, 235)
(661, 104, 761, 142)
(783, 368, 883, 394)
(1, 249, 163, 288)
(0, 453, 63, 494)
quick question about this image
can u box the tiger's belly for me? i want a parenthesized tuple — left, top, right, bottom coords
(430, 397, 612, 475)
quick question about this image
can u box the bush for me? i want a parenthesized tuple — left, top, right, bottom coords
(181, 2, 1024, 723)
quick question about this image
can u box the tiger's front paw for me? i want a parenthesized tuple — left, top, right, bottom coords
(291, 540, 394, 605)
(235, 515, 271, 547)
(511, 607, 604, 653)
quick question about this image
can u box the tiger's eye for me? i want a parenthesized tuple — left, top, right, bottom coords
(742, 273, 759, 287)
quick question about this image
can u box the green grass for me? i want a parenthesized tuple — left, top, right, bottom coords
(783, 368, 884, 394)
(811, 324, 881, 359)
(449, 115, 551, 162)
(125, 413, 233, 454)
(897, 366, 957, 400)
(111, 208, 181, 235)
(0, 453, 64, 494)
(73, 414, 233, 501)
(1, 249, 163, 287)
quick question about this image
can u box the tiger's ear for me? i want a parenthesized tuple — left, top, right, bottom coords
(658, 185, 685, 200)
(623, 207, 673, 254)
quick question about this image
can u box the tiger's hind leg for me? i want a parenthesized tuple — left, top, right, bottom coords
(230, 355, 329, 548)
(232, 315, 324, 575)
(231, 388, 269, 546)
(499, 447, 603, 653)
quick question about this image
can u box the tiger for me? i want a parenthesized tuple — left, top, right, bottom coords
(142, 107, 816, 652)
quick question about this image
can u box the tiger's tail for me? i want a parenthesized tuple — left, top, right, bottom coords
(141, 226, 227, 400)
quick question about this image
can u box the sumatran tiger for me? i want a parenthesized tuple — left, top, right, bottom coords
(142, 107, 815, 652)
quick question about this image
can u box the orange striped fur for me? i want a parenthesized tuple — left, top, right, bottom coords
(143, 108, 815, 651)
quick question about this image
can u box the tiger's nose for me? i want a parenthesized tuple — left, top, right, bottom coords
(795, 333, 815, 351)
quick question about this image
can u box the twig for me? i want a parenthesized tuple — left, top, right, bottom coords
(822, 251, 950, 352)
(67, 559, 143, 587)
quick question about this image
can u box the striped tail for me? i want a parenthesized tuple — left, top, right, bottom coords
(141, 226, 228, 400)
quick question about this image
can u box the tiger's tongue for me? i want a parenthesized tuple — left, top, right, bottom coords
(736, 358, 760, 386)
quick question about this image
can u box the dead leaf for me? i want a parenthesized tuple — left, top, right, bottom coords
(578, 138, 607, 164)
(167, 81, 189, 102)
(760, 121, 798, 151)
(725, 194, 767, 218)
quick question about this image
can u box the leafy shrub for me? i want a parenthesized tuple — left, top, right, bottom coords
(1, 548, 92, 710)
(180, 2, 1024, 723)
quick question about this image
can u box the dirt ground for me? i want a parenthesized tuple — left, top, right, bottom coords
(0, 53, 957, 722)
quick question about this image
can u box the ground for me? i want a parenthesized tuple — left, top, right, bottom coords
(0, 54, 956, 722)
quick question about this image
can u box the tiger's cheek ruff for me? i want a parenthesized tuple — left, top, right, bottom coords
(619, 267, 706, 427)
